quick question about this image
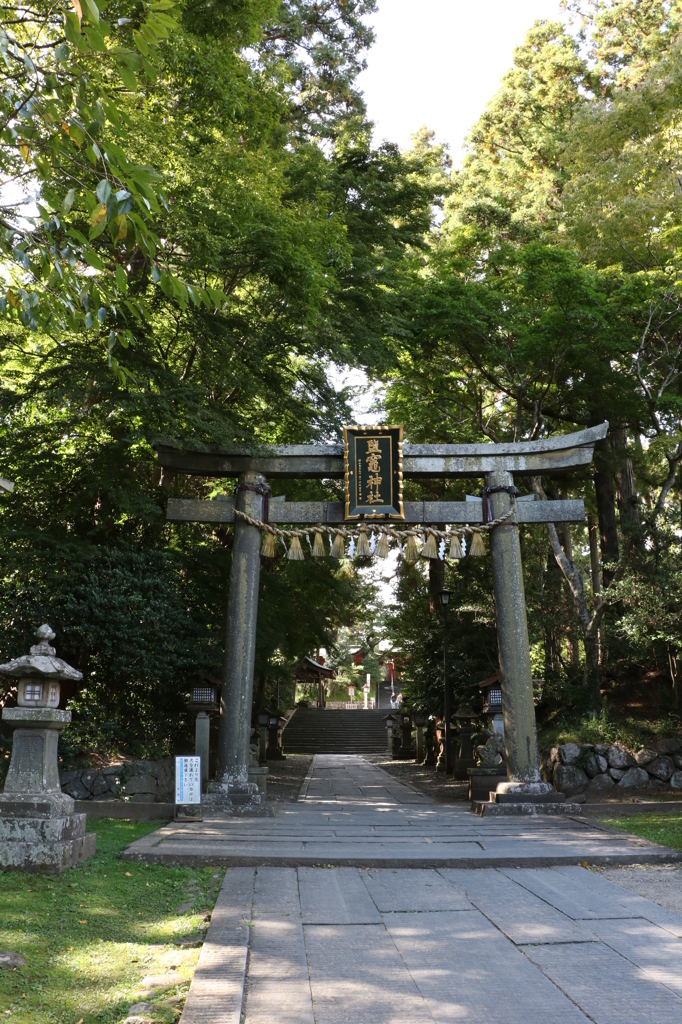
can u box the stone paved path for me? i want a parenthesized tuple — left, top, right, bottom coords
(124, 754, 679, 868)
(180, 861, 682, 1024)
(167, 757, 682, 1024)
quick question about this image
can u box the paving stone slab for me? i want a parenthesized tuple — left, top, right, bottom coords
(523, 940, 682, 1023)
(298, 867, 382, 924)
(586, 917, 682, 996)
(179, 867, 253, 1024)
(362, 867, 474, 912)
(440, 868, 593, 945)
(385, 909, 591, 1023)
(501, 866, 654, 919)
(552, 866, 682, 936)
(242, 868, 314, 1024)
(302, 923, 435, 1024)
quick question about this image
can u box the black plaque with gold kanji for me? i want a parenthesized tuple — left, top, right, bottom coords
(343, 425, 404, 521)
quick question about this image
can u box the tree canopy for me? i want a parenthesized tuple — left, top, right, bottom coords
(2, 0, 682, 761)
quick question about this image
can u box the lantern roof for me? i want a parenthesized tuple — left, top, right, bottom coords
(0, 625, 83, 683)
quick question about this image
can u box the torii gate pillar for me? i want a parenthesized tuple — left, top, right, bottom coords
(208, 471, 267, 805)
(487, 471, 552, 802)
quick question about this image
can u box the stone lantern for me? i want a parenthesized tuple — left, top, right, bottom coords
(266, 713, 287, 761)
(0, 625, 96, 873)
(382, 712, 400, 755)
(188, 683, 220, 787)
(453, 704, 477, 780)
(413, 711, 427, 763)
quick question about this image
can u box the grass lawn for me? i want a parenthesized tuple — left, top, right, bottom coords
(598, 812, 682, 853)
(0, 819, 224, 1024)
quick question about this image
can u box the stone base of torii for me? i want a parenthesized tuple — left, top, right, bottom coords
(157, 423, 608, 814)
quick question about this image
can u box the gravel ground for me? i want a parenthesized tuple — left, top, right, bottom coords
(364, 754, 469, 801)
(264, 753, 313, 801)
(596, 863, 682, 914)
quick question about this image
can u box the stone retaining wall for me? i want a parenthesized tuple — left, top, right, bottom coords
(544, 738, 682, 796)
(59, 758, 174, 803)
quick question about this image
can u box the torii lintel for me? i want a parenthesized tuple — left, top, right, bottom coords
(154, 422, 609, 480)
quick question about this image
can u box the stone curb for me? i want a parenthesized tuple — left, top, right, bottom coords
(121, 850, 682, 869)
(582, 801, 682, 817)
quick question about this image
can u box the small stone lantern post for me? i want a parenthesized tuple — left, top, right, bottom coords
(267, 714, 287, 760)
(188, 684, 220, 787)
(413, 711, 427, 763)
(257, 709, 270, 765)
(399, 711, 413, 759)
(0, 625, 96, 873)
(382, 712, 400, 755)
(454, 704, 477, 780)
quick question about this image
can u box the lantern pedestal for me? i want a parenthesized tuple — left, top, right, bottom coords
(0, 708, 95, 874)
(467, 767, 508, 803)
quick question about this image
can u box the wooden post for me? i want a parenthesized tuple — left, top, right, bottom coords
(486, 471, 553, 801)
(212, 471, 268, 801)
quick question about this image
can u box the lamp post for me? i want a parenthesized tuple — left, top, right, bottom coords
(438, 589, 453, 775)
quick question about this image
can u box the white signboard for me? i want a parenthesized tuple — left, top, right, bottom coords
(175, 756, 201, 804)
(348, 686, 355, 696)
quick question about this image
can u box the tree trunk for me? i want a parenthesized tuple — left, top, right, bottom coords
(558, 520, 581, 668)
(429, 553, 445, 613)
(593, 438, 619, 589)
(612, 426, 638, 538)
(588, 513, 602, 664)
(542, 548, 563, 678)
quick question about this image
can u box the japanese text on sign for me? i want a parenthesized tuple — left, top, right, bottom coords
(175, 755, 201, 804)
(344, 425, 404, 521)
(364, 438, 383, 504)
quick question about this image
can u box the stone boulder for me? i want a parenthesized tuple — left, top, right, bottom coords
(607, 746, 635, 770)
(635, 749, 656, 766)
(594, 743, 609, 755)
(91, 775, 110, 797)
(617, 766, 650, 789)
(645, 756, 675, 781)
(670, 771, 682, 789)
(558, 742, 581, 765)
(554, 763, 588, 795)
(596, 754, 608, 773)
(656, 737, 681, 755)
(583, 752, 600, 778)
(123, 774, 157, 796)
(585, 773, 615, 795)
(60, 771, 91, 800)
(609, 768, 625, 781)
(674, 754, 682, 769)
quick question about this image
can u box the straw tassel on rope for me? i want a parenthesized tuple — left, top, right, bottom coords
(312, 531, 326, 557)
(330, 532, 345, 558)
(421, 531, 438, 560)
(261, 530, 276, 558)
(356, 528, 371, 558)
(288, 535, 304, 560)
(448, 534, 463, 559)
(404, 533, 421, 562)
(469, 531, 486, 556)
(376, 532, 389, 558)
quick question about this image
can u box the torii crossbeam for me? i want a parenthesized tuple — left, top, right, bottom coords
(157, 422, 608, 810)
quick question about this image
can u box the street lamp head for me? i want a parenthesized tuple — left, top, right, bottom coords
(438, 589, 452, 608)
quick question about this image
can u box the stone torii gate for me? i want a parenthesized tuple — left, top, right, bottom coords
(156, 421, 608, 809)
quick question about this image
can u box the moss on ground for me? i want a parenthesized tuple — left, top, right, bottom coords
(0, 819, 224, 1024)
(597, 812, 682, 853)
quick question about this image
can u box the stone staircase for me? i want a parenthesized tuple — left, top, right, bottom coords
(282, 707, 389, 754)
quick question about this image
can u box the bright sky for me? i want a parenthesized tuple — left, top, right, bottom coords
(357, 0, 565, 161)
